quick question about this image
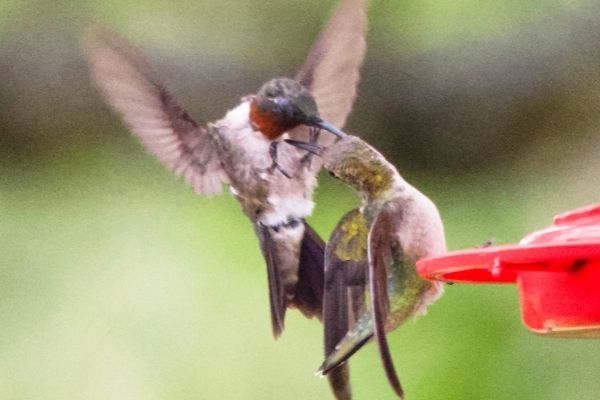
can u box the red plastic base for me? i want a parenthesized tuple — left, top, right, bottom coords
(417, 204, 600, 337)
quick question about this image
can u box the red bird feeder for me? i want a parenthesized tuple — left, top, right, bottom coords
(417, 204, 600, 338)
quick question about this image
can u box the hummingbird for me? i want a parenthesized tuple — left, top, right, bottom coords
(287, 135, 446, 398)
(84, 0, 367, 399)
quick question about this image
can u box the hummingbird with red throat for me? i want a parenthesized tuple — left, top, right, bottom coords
(84, 1, 367, 398)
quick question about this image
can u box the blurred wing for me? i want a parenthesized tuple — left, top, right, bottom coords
(324, 209, 369, 400)
(368, 206, 404, 399)
(292, 0, 367, 141)
(83, 29, 228, 195)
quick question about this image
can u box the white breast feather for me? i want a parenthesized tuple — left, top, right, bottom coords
(261, 195, 315, 226)
(217, 101, 318, 226)
(218, 101, 272, 169)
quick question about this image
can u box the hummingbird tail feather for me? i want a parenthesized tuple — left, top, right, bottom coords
(327, 364, 352, 400)
(255, 220, 325, 338)
(293, 222, 325, 319)
(254, 224, 288, 339)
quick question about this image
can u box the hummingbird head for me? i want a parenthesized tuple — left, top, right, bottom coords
(250, 78, 346, 140)
(286, 136, 396, 198)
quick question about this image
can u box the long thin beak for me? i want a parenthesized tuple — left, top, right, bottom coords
(310, 118, 346, 138)
(285, 139, 325, 156)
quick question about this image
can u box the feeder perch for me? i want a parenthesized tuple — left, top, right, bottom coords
(417, 204, 600, 338)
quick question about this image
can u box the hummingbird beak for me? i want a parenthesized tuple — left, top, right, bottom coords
(309, 118, 346, 138)
(285, 139, 325, 156)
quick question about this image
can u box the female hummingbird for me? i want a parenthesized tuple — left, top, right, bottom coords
(287, 135, 446, 398)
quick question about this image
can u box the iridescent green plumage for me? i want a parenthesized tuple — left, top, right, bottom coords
(318, 136, 446, 399)
(289, 135, 446, 398)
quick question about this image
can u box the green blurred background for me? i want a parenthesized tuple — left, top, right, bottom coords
(2, 0, 600, 399)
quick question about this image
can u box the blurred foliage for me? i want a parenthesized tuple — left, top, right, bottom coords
(1, 0, 600, 399)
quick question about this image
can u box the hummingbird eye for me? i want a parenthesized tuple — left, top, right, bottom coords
(264, 86, 282, 99)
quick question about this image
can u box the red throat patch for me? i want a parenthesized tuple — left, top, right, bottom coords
(249, 99, 286, 140)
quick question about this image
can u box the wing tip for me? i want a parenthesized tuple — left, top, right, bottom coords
(318, 333, 370, 377)
(315, 360, 332, 377)
(374, 327, 404, 398)
(327, 364, 352, 400)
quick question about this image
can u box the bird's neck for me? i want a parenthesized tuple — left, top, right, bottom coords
(360, 172, 412, 223)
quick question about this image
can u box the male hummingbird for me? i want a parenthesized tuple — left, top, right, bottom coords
(84, 0, 366, 398)
(287, 135, 446, 398)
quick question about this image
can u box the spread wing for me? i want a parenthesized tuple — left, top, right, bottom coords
(323, 209, 369, 400)
(292, 0, 367, 142)
(83, 29, 228, 195)
(368, 206, 404, 399)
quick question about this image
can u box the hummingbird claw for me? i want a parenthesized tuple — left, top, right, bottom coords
(267, 141, 292, 179)
(275, 164, 292, 179)
(295, 127, 322, 169)
(285, 139, 325, 157)
(309, 126, 321, 143)
(300, 152, 313, 169)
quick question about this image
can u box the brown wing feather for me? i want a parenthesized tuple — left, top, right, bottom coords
(324, 209, 368, 356)
(292, 0, 367, 143)
(368, 207, 404, 399)
(323, 209, 369, 400)
(83, 29, 228, 195)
